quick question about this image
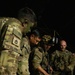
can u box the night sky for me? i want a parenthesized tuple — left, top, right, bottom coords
(0, 0, 75, 52)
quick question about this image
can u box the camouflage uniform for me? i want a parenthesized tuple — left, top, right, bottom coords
(29, 35, 52, 75)
(0, 7, 37, 75)
(50, 49, 74, 75)
(18, 36, 31, 75)
(72, 53, 75, 75)
(17, 7, 37, 75)
(0, 17, 22, 75)
(29, 47, 46, 75)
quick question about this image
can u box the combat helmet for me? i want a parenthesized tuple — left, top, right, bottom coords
(42, 35, 53, 46)
(18, 7, 37, 33)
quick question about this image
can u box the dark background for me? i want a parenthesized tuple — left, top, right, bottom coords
(0, 0, 75, 52)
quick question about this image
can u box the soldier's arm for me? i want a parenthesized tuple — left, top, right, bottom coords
(32, 48, 50, 75)
(37, 65, 50, 75)
(0, 50, 9, 73)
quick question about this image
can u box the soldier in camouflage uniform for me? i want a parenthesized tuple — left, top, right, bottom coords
(0, 7, 36, 75)
(18, 29, 41, 75)
(16, 7, 37, 75)
(50, 40, 74, 75)
(29, 35, 53, 75)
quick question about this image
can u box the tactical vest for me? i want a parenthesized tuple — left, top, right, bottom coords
(0, 17, 22, 54)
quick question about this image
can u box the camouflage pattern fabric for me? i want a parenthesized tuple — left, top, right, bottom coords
(0, 17, 22, 75)
(50, 49, 74, 75)
(18, 36, 31, 75)
(29, 47, 49, 75)
(72, 53, 75, 75)
(42, 35, 52, 44)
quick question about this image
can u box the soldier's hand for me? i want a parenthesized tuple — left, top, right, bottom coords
(50, 66, 53, 73)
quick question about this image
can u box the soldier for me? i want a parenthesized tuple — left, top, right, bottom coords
(0, 7, 37, 75)
(29, 35, 53, 75)
(18, 29, 41, 75)
(50, 40, 74, 75)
